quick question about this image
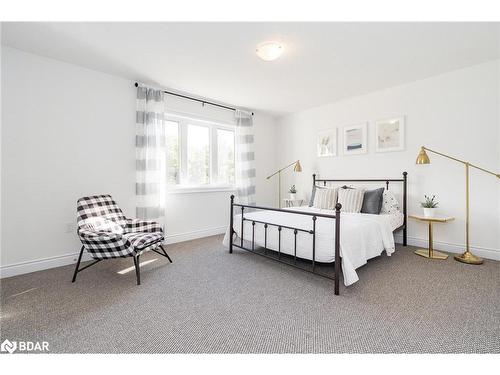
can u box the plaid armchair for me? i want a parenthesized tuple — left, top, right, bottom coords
(72, 195, 172, 285)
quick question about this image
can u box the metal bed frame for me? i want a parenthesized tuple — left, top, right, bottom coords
(228, 172, 408, 296)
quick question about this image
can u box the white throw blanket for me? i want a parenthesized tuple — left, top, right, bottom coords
(222, 207, 399, 286)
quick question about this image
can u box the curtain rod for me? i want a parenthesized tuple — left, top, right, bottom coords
(134, 82, 254, 116)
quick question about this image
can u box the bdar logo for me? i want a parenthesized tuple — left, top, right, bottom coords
(1, 339, 17, 354)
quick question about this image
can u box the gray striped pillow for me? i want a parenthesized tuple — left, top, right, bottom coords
(312, 187, 337, 209)
(337, 188, 365, 213)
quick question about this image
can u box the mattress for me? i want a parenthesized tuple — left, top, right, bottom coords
(287, 206, 404, 231)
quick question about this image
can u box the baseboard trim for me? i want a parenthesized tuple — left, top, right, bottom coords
(0, 251, 94, 279)
(394, 235, 500, 261)
(165, 226, 227, 244)
(0, 226, 228, 279)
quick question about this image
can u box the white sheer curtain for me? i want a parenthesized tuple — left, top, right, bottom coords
(234, 109, 256, 205)
(135, 86, 167, 229)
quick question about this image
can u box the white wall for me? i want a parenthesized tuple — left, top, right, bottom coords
(0, 24, 3, 263)
(0, 47, 278, 277)
(497, 49, 500, 242)
(496, 32, 500, 251)
(278, 61, 500, 260)
(1, 47, 136, 276)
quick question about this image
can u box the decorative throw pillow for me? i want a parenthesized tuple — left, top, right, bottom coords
(337, 188, 365, 213)
(361, 188, 385, 214)
(312, 186, 337, 209)
(380, 190, 400, 214)
(82, 217, 124, 234)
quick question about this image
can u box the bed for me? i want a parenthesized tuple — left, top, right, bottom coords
(223, 173, 408, 295)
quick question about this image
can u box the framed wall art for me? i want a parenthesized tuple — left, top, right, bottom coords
(317, 128, 337, 157)
(342, 123, 367, 155)
(375, 117, 405, 152)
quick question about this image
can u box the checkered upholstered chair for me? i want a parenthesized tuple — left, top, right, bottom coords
(72, 194, 172, 285)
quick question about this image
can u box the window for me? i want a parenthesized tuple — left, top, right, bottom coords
(187, 124, 210, 185)
(165, 121, 180, 184)
(165, 113, 235, 190)
(217, 129, 235, 185)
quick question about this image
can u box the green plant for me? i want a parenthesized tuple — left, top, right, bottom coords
(421, 195, 438, 208)
(289, 185, 297, 194)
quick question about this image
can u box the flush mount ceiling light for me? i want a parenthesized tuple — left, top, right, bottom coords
(256, 41, 284, 61)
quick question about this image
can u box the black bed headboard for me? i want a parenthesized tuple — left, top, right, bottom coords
(312, 172, 408, 246)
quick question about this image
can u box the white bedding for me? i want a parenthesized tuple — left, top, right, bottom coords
(222, 206, 403, 286)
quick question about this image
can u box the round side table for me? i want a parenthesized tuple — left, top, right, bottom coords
(409, 215, 455, 260)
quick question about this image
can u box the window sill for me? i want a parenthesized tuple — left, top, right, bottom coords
(166, 186, 236, 195)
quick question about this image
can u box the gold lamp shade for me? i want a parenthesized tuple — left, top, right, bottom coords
(416, 147, 430, 164)
(294, 160, 303, 172)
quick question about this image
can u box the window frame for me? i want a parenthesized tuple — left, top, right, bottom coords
(165, 112, 236, 194)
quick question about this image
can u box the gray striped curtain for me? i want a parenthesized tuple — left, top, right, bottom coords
(235, 109, 256, 205)
(135, 86, 167, 228)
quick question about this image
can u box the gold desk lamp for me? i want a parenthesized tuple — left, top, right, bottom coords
(416, 146, 500, 264)
(267, 160, 302, 208)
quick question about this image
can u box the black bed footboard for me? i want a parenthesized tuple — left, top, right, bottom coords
(228, 195, 342, 295)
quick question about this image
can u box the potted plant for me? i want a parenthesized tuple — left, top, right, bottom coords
(421, 195, 438, 218)
(289, 185, 297, 200)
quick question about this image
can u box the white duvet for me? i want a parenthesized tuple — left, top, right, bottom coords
(222, 206, 403, 286)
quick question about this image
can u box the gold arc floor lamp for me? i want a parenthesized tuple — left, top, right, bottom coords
(267, 160, 302, 208)
(416, 146, 500, 265)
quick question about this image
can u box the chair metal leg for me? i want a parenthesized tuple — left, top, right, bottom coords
(159, 245, 173, 263)
(72, 246, 85, 282)
(133, 255, 141, 285)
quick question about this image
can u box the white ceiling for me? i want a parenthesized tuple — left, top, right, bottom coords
(2, 22, 499, 116)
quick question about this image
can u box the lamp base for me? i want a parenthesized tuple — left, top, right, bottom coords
(454, 251, 483, 265)
(414, 249, 448, 260)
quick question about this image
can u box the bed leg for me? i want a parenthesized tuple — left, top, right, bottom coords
(229, 195, 234, 254)
(240, 206, 244, 247)
(334, 203, 341, 295)
(403, 171, 408, 247)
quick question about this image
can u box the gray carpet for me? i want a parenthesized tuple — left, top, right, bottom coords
(1, 235, 499, 353)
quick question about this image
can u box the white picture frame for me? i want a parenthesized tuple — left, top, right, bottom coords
(375, 117, 405, 152)
(342, 123, 367, 155)
(317, 128, 337, 157)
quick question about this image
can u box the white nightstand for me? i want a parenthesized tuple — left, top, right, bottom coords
(283, 198, 304, 208)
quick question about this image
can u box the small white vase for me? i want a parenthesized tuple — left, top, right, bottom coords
(423, 207, 436, 218)
(289, 193, 296, 200)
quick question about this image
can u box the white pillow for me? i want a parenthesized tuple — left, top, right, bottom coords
(82, 217, 124, 234)
(337, 188, 365, 213)
(313, 186, 337, 209)
(380, 190, 400, 214)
